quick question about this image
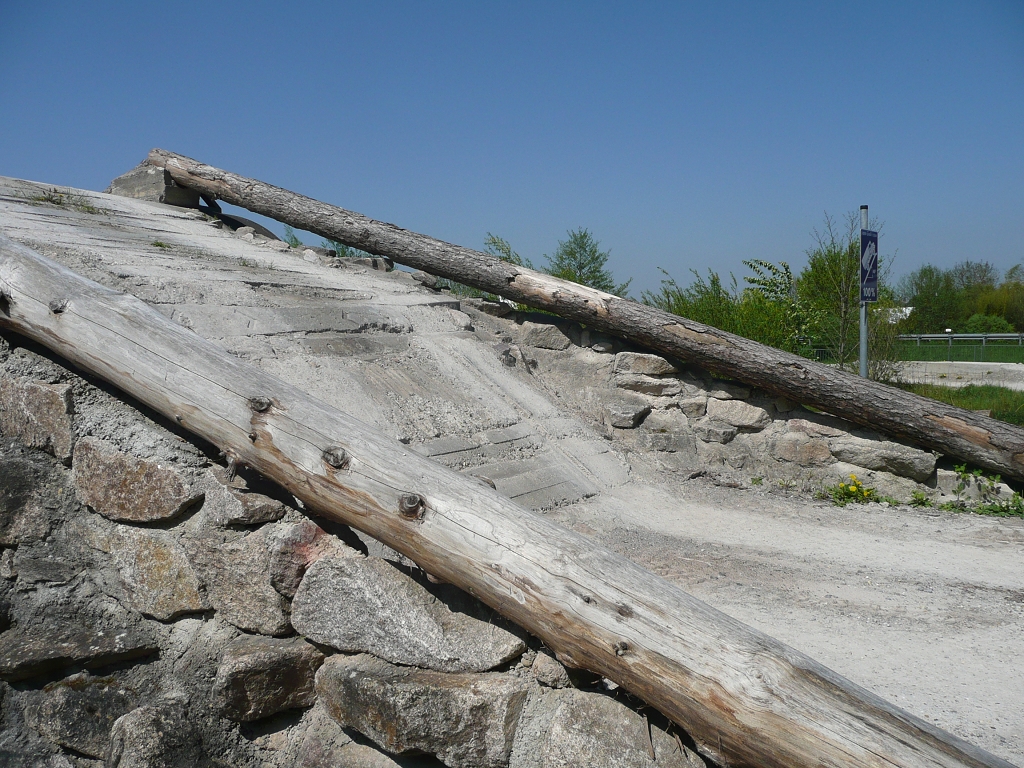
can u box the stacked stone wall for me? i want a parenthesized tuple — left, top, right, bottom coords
(0, 332, 707, 767)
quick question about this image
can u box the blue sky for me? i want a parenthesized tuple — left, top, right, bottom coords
(1, 1, 1021, 295)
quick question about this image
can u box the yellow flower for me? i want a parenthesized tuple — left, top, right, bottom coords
(839, 484, 846, 490)
(849, 474, 857, 481)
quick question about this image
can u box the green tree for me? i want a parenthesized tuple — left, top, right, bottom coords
(545, 228, 631, 297)
(797, 212, 889, 369)
(963, 313, 1014, 333)
(641, 264, 803, 353)
(897, 265, 959, 332)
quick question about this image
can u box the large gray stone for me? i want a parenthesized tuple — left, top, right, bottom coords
(316, 654, 530, 768)
(293, 703, 405, 768)
(613, 352, 677, 376)
(511, 689, 704, 768)
(770, 432, 833, 467)
(0, 378, 74, 462)
(202, 467, 285, 527)
(84, 521, 207, 620)
(105, 162, 201, 208)
(531, 651, 571, 689)
(184, 528, 291, 636)
(692, 419, 738, 444)
(73, 437, 202, 523)
(613, 373, 684, 398)
(106, 704, 207, 768)
(705, 398, 770, 430)
(25, 672, 142, 759)
(211, 635, 323, 722)
(0, 451, 55, 546)
(605, 400, 652, 429)
(521, 322, 572, 350)
(0, 620, 158, 682)
(266, 519, 355, 598)
(828, 435, 937, 482)
(292, 556, 525, 672)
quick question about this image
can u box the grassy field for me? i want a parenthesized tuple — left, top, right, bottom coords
(894, 341, 1024, 364)
(900, 382, 1024, 426)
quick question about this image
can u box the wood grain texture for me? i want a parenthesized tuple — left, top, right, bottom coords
(0, 233, 1015, 768)
(145, 147, 1024, 482)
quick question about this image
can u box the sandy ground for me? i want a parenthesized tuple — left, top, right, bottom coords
(550, 479, 1024, 764)
(901, 361, 1024, 390)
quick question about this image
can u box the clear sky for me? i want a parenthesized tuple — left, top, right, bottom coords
(1, 1, 1021, 295)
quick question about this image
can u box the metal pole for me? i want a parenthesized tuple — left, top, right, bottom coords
(859, 205, 869, 377)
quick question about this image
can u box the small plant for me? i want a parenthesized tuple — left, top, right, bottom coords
(751, 476, 763, 486)
(282, 225, 304, 248)
(777, 478, 797, 491)
(826, 474, 878, 506)
(26, 187, 102, 214)
(909, 490, 933, 507)
(974, 492, 1024, 518)
(151, 240, 170, 249)
(238, 257, 258, 268)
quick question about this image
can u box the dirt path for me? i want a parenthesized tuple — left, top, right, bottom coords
(551, 480, 1024, 764)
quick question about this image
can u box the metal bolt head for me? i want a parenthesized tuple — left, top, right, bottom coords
(398, 493, 423, 519)
(248, 396, 272, 412)
(322, 446, 349, 469)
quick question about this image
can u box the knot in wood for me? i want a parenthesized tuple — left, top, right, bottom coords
(398, 493, 423, 519)
(322, 446, 349, 469)
(248, 396, 272, 413)
(614, 640, 629, 656)
(48, 298, 69, 314)
(0, 290, 10, 315)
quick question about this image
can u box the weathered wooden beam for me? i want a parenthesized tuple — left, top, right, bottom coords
(144, 147, 1024, 482)
(0, 233, 1014, 768)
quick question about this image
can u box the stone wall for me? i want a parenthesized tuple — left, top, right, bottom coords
(466, 301, 1008, 504)
(0, 331, 708, 767)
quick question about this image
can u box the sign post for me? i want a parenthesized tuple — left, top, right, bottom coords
(859, 205, 878, 377)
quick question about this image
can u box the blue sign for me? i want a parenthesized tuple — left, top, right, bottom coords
(861, 229, 878, 303)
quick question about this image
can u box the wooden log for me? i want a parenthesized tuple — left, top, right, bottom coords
(0, 234, 1014, 768)
(144, 147, 1024, 482)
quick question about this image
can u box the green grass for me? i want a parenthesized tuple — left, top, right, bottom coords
(894, 341, 1024, 364)
(900, 382, 1024, 426)
(23, 186, 103, 215)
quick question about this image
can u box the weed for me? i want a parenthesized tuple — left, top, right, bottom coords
(974, 493, 1024, 518)
(751, 476, 763, 486)
(282, 225, 303, 248)
(24, 187, 103, 214)
(825, 474, 877, 506)
(151, 240, 170, 249)
(777, 478, 797, 491)
(909, 490, 933, 507)
(238, 257, 258, 268)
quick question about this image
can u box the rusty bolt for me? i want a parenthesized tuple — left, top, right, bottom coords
(398, 493, 423, 519)
(322, 446, 349, 469)
(248, 396, 272, 412)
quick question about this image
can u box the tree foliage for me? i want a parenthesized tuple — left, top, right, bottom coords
(544, 228, 631, 297)
(898, 260, 1024, 332)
